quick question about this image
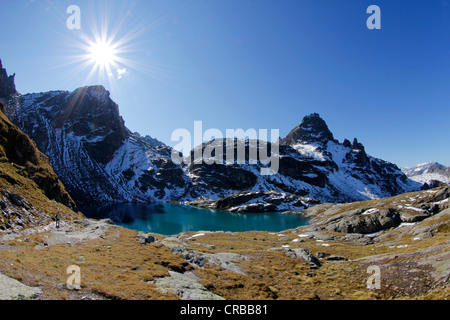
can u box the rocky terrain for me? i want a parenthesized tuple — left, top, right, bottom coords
(0, 60, 79, 232)
(186, 190, 321, 213)
(0, 186, 448, 300)
(0, 107, 79, 232)
(0, 60, 87, 298)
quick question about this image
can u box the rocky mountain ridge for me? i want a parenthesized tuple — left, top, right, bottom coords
(2, 60, 421, 209)
(7, 86, 190, 206)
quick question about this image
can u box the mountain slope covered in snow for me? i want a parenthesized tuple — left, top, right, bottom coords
(7, 86, 190, 206)
(186, 113, 420, 204)
(402, 161, 450, 187)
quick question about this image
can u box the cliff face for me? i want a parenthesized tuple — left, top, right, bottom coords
(0, 110, 75, 208)
(0, 60, 79, 230)
(0, 61, 15, 96)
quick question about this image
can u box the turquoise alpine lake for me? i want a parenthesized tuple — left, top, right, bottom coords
(83, 203, 309, 235)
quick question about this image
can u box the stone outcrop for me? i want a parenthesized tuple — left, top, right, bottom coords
(186, 190, 320, 213)
(151, 271, 225, 300)
(288, 185, 450, 238)
(319, 208, 402, 234)
(0, 273, 42, 300)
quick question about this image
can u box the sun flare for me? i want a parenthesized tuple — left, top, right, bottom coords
(60, 4, 168, 87)
(88, 40, 117, 68)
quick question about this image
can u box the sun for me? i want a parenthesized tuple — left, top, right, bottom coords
(88, 40, 117, 69)
(56, 0, 186, 89)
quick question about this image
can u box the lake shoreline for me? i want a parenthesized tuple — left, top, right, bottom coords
(82, 202, 310, 236)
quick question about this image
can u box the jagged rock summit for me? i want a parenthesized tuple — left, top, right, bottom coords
(281, 113, 336, 146)
(0, 59, 16, 100)
(0, 59, 19, 117)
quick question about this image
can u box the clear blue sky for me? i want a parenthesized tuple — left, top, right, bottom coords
(0, 0, 449, 168)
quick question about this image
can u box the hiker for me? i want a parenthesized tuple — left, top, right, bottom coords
(55, 212, 60, 229)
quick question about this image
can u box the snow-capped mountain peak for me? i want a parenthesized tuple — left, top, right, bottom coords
(402, 161, 447, 176)
(402, 161, 450, 187)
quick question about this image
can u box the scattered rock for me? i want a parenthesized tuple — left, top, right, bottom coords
(137, 231, 156, 245)
(202, 252, 248, 274)
(308, 232, 335, 241)
(429, 187, 450, 203)
(4, 192, 31, 209)
(344, 233, 364, 240)
(283, 248, 321, 268)
(163, 236, 186, 244)
(162, 241, 206, 268)
(315, 252, 330, 259)
(324, 255, 347, 261)
(400, 211, 429, 223)
(409, 208, 449, 236)
(76, 256, 85, 264)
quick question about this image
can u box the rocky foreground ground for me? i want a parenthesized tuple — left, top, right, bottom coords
(0, 187, 448, 300)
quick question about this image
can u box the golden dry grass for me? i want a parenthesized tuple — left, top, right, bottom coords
(177, 223, 449, 300)
(0, 186, 447, 300)
(0, 222, 447, 300)
(0, 227, 191, 300)
(0, 110, 79, 226)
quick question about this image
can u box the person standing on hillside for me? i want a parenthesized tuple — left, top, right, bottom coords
(55, 212, 60, 229)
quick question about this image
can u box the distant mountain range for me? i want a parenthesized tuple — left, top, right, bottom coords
(1, 59, 422, 208)
(402, 161, 450, 188)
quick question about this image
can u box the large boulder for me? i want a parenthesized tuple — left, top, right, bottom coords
(320, 208, 402, 234)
